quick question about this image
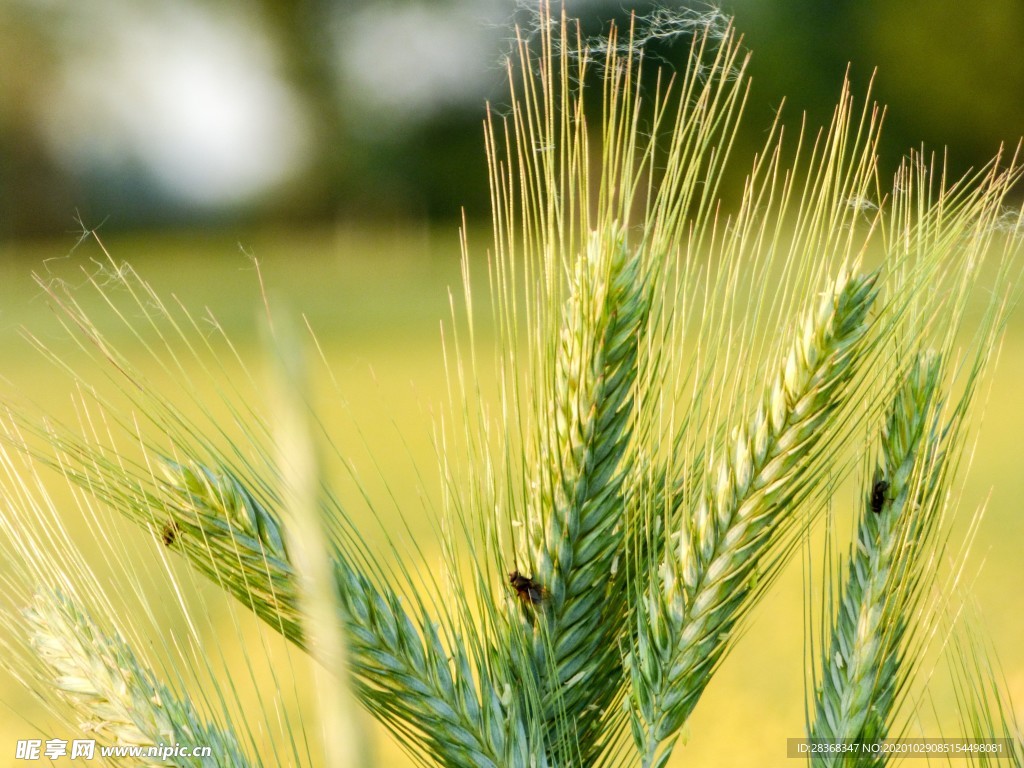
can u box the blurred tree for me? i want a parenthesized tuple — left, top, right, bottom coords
(0, 5, 82, 237)
(245, 0, 354, 219)
(1, 0, 1020, 238)
(729, 0, 1024, 183)
(859, 0, 1024, 171)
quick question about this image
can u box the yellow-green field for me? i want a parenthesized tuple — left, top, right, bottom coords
(1, 225, 1022, 766)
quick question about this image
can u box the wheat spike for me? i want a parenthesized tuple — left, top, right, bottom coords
(159, 459, 527, 768)
(25, 590, 249, 767)
(809, 353, 941, 760)
(629, 268, 877, 767)
(516, 228, 648, 761)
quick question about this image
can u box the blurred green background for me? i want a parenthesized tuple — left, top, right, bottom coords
(1, 0, 1022, 236)
(1, 0, 1023, 765)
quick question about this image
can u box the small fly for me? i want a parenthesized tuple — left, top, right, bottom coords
(161, 520, 181, 546)
(509, 570, 547, 606)
(870, 480, 889, 514)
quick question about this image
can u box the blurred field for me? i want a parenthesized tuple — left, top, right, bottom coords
(1, 224, 1023, 766)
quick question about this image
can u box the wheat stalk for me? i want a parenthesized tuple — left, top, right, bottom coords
(4, 274, 533, 765)
(484, 9, 753, 764)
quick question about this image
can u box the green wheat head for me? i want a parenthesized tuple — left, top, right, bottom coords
(25, 589, 249, 767)
(808, 353, 944, 766)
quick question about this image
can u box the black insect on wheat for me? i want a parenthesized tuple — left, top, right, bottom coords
(870, 479, 889, 514)
(509, 570, 547, 606)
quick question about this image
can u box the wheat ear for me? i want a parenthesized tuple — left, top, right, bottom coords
(488, 9, 746, 762)
(158, 459, 524, 768)
(25, 589, 249, 767)
(628, 268, 877, 768)
(808, 353, 941, 760)
(515, 228, 647, 761)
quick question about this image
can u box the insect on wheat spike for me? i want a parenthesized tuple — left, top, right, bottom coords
(161, 520, 181, 546)
(509, 570, 546, 605)
(870, 480, 889, 514)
